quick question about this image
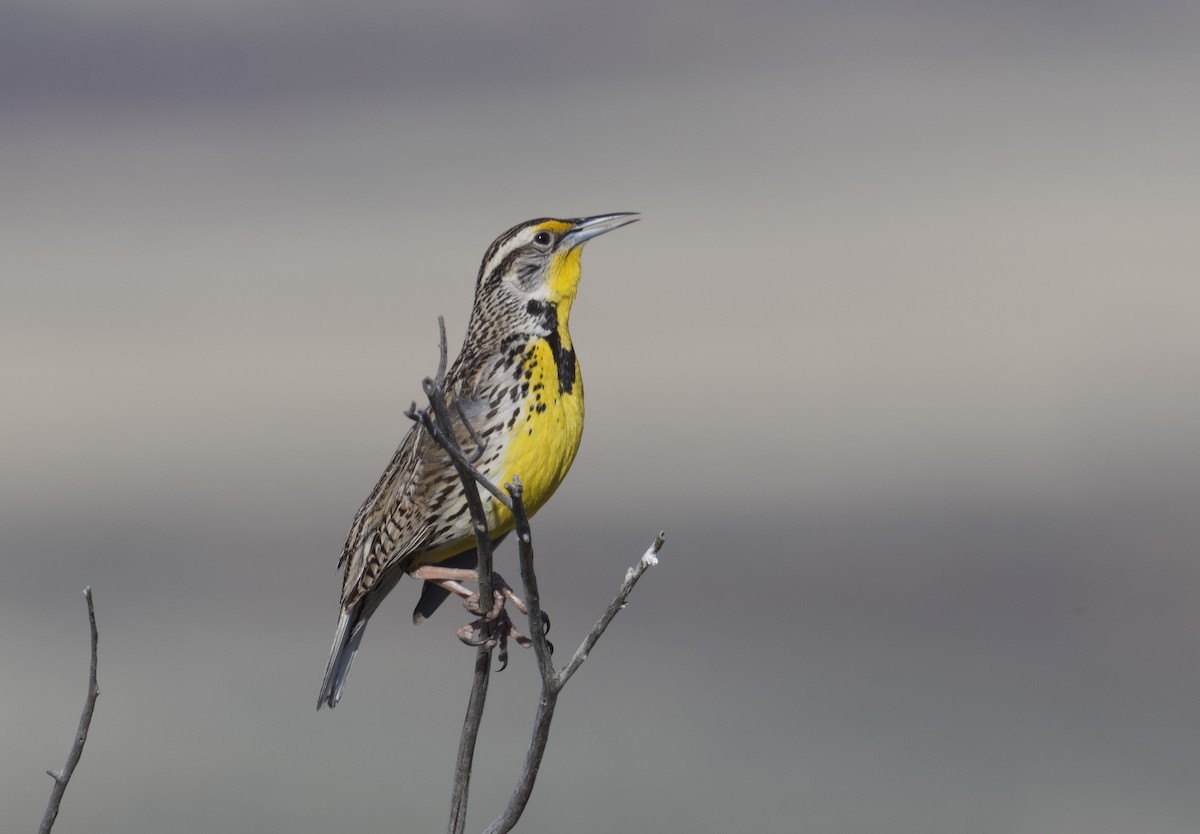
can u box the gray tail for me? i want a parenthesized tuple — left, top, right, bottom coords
(317, 605, 365, 710)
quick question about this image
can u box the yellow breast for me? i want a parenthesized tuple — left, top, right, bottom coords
(493, 338, 584, 526)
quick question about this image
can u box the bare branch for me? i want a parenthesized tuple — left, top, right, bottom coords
(403, 329, 511, 513)
(480, 689, 558, 834)
(508, 479, 555, 686)
(447, 645, 492, 834)
(454, 398, 489, 463)
(557, 532, 664, 689)
(39, 588, 99, 834)
(434, 315, 449, 384)
(477, 484, 556, 834)
(415, 384, 512, 511)
(418, 320, 501, 600)
(411, 318, 664, 834)
(481, 532, 664, 834)
(412, 322, 501, 834)
(415, 323, 536, 834)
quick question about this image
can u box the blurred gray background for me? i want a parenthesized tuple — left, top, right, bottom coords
(4, 2, 1199, 832)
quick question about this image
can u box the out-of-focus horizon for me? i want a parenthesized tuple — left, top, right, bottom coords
(4, 3, 1199, 832)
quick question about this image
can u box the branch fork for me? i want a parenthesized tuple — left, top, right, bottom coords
(410, 319, 663, 834)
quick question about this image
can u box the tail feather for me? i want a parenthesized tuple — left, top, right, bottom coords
(317, 605, 364, 710)
(320, 543, 503, 708)
(318, 566, 408, 710)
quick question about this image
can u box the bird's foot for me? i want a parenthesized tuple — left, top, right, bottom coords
(408, 566, 553, 669)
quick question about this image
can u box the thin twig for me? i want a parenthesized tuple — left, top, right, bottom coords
(420, 390, 495, 609)
(416, 322, 500, 834)
(454, 399, 489, 463)
(39, 588, 99, 834)
(557, 533, 664, 689)
(435, 315, 449, 384)
(481, 690, 558, 834)
(448, 644, 492, 834)
(480, 531, 664, 834)
(479, 487, 556, 834)
(415, 318, 663, 834)
(403, 401, 501, 504)
(415, 320, 503, 600)
(415, 385, 512, 511)
(508, 479, 555, 686)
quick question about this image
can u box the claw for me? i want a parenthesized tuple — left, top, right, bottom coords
(409, 564, 553, 667)
(457, 623, 489, 646)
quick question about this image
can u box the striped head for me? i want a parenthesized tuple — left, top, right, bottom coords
(466, 214, 639, 352)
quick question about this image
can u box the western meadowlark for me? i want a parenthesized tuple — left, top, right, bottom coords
(318, 212, 639, 709)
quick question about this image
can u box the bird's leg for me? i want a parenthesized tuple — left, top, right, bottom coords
(408, 566, 502, 618)
(408, 566, 550, 664)
(409, 566, 532, 617)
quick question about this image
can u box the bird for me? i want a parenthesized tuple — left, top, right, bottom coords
(318, 213, 639, 709)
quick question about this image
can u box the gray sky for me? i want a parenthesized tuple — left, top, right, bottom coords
(4, 3, 1200, 833)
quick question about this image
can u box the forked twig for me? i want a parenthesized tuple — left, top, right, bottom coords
(482, 494, 662, 834)
(413, 321, 499, 834)
(39, 588, 100, 834)
(413, 319, 663, 834)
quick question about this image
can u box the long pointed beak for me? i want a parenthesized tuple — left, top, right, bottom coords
(559, 212, 640, 250)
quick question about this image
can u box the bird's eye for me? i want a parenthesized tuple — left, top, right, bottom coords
(533, 231, 553, 247)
